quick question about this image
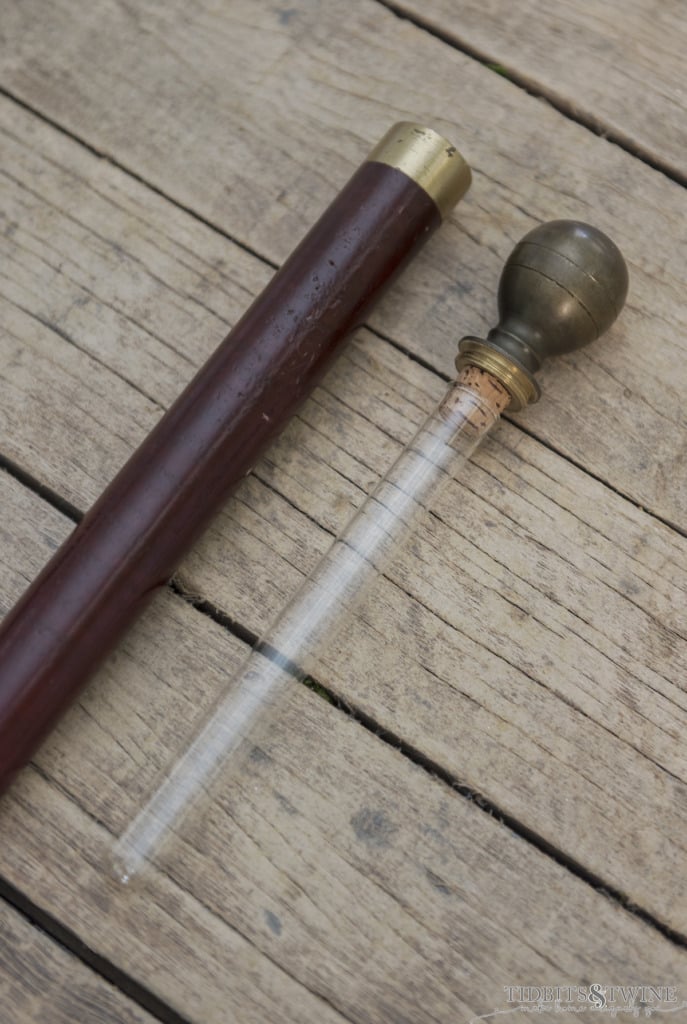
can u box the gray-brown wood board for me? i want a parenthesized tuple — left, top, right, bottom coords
(0, 0, 686, 1021)
(383, 0, 687, 180)
(0, 896, 157, 1024)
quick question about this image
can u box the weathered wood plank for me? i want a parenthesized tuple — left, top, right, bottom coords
(2, 96, 687, 932)
(1, 0, 686, 524)
(387, 0, 687, 177)
(0, 899, 155, 1024)
(1, 469, 686, 1023)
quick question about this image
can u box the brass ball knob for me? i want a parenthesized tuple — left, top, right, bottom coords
(457, 220, 629, 411)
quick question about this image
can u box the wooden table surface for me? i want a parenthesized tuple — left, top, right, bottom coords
(1, 2, 686, 1021)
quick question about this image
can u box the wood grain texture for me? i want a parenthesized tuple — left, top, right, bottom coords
(1, 0, 686, 525)
(386, 0, 687, 178)
(2, 96, 687, 935)
(0, 899, 155, 1024)
(1, 469, 687, 1024)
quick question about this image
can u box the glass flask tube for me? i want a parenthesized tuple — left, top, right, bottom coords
(112, 370, 508, 883)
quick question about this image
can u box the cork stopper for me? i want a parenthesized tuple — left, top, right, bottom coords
(457, 365, 512, 415)
(437, 366, 511, 439)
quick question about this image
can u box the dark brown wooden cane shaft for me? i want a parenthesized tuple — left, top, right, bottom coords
(0, 160, 441, 792)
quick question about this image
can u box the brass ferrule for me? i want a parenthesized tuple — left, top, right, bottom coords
(456, 338, 540, 413)
(367, 121, 471, 219)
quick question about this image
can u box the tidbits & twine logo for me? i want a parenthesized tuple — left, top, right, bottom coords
(500, 985, 684, 1016)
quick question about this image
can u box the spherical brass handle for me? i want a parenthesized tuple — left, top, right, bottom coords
(457, 220, 629, 411)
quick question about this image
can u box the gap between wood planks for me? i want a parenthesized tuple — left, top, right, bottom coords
(0, 865, 192, 1024)
(0, 35, 685, 1014)
(375, 0, 687, 190)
